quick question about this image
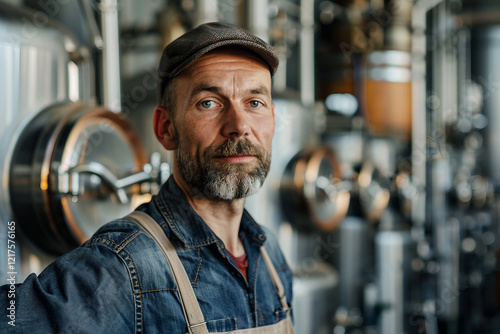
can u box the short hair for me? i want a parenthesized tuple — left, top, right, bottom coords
(160, 78, 177, 113)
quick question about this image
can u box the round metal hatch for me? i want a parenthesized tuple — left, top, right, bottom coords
(280, 146, 350, 232)
(358, 161, 391, 223)
(9, 103, 147, 255)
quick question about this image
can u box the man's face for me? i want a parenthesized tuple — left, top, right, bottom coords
(170, 48, 275, 200)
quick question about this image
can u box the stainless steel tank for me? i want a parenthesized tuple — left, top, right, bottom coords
(9, 103, 147, 255)
(0, 3, 81, 279)
(294, 262, 339, 334)
(0, 3, 148, 279)
(0, 3, 74, 219)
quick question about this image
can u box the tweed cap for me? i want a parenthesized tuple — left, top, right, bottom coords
(157, 22, 279, 102)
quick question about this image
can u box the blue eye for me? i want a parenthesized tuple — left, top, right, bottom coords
(249, 100, 262, 108)
(200, 100, 217, 109)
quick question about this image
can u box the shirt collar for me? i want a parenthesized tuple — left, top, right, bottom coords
(154, 176, 267, 248)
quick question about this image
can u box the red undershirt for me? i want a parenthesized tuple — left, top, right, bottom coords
(227, 250, 248, 279)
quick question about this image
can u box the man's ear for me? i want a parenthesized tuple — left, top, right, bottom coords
(153, 106, 178, 150)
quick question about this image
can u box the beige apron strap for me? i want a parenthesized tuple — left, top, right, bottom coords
(126, 211, 209, 334)
(260, 247, 289, 311)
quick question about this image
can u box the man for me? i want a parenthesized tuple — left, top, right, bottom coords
(1, 22, 294, 333)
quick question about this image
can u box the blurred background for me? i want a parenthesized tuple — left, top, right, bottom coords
(1, 0, 500, 333)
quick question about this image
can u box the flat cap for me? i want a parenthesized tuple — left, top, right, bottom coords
(157, 22, 279, 102)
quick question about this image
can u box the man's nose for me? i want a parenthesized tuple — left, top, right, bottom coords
(221, 104, 250, 138)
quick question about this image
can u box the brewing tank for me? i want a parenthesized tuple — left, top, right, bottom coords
(0, 4, 145, 280)
(0, 4, 74, 213)
(0, 4, 80, 279)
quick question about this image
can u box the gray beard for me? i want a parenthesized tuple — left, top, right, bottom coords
(201, 165, 265, 200)
(177, 138, 270, 200)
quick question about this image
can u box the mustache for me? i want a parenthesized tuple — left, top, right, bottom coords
(206, 138, 266, 159)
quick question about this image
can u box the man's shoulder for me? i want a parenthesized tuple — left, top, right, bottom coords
(83, 214, 151, 253)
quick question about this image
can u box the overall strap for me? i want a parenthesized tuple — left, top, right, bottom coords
(260, 247, 289, 310)
(126, 211, 209, 334)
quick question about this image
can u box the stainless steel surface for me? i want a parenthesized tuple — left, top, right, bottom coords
(357, 162, 390, 223)
(247, 0, 270, 42)
(300, 0, 315, 107)
(411, 0, 444, 253)
(0, 1, 151, 266)
(80, 0, 104, 50)
(366, 51, 412, 83)
(4, 1, 500, 332)
(195, 0, 218, 25)
(324, 132, 364, 179)
(9, 103, 148, 255)
(436, 218, 461, 321)
(0, 9, 70, 217)
(364, 138, 403, 178)
(470, 25, 500, 185)
(100, 0, 122, 112)
(338, 217, 371, 315)
(280, 145, 350, 232)
(293, 263, 339, 334)
(62, 154, 168, 205)
(375, 231, 413, 334)
(0, 2, 93, 278)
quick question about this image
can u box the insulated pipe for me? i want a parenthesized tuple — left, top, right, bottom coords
(100, 0, 121, 112)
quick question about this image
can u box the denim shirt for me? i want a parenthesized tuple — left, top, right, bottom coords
(0, 176, 293, 333)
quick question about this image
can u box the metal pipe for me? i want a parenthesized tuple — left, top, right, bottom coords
(411, 0, 443, 241)
(338, 217, 370, 312)
(376, 231, 413, 334)
(246, 0, 289, 94)
(273, 53, 288, 93)
(247, 0, 269, 42)
(79, 0, 103, 50)
(196, 0, 218, 26)
(300, 0, 315, 107)
(100, 0, 121, 112)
